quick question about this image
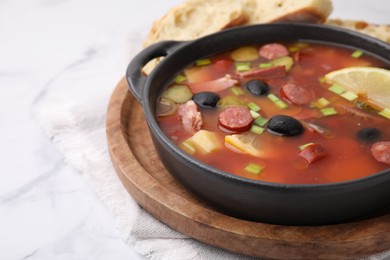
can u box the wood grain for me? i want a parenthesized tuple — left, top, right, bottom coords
(106, 78, 390, 259)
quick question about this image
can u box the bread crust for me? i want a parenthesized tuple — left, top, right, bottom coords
(241, 0, 332, 25)
(271, 8, 329, 24)
(144, 0, 333, 48)
(326, 19, 390, 44)
(142, 0, 334, 74)
(141, 0, 389, 74)
(143, 0, 245, 48)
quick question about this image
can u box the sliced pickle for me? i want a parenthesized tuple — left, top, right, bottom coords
(271, 56, 294, 71)
(161, 85, 192, 103)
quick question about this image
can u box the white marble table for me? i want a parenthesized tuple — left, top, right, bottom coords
(0, 0, 388, 259)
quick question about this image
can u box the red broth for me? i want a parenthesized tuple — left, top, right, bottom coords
(157, 42, 390, 184)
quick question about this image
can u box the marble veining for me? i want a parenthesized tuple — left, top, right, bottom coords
(0, 160, 64, 204)
(32, 47, 100, 106)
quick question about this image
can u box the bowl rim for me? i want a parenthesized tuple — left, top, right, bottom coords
(142, 22, 390, 190)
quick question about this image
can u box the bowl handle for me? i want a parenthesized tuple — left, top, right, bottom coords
(126, 41, 185, 103)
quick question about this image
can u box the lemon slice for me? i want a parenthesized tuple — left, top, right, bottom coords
(325, 67, 390, 109)
(225, 133, 262, 157)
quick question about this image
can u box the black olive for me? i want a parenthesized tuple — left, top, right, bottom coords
(267, 115, 304, 136)
(357, 128, 382, 143)
(192, 92, 221, 108)
(245, 80, 270, 96)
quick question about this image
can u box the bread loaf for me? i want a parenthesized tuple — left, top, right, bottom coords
(143, 0, 245, 48)
(144, 0, 333, 48)
(142, 0, 333, 74)
(142, 0, 390, 75)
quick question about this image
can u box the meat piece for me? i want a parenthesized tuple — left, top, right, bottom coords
(178, 100, 203, 132)
(218, 106, 253, 133)
(214, 59, 233, 73)
(371, 141, 390, 165)
(259, 43, 289, 60)
(188, 74, 238, 94)
(280, 83, 315, 105)
(236, 65, 286, 79)
(299, 143, 327, 163)
(302, 122, 334, 138)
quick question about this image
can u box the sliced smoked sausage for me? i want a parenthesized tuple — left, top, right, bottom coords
(259, 43, 289, 60)
(371, 141, 390, 165)
(218, 106, 253, 133)
(280, 83, 314, 105)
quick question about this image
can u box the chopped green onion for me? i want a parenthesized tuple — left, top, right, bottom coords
(378, 108, 390, 120)
(235, 62, 251, 71)
(254, 117, 269, 127)
(312, 97, 330, 109)
(321, 107, 338, 116)
(250, 125, 265, 135)
(329, 83, 358, 101)
(299, 142, 314, 151)
(247, 102, 261, 112)
(230, 86, 244, 95)
(351, 50, 364, 58)
(267, 93, 279, 102)
(259, 63, 273, 68)
(340, 90, 358, 101)
(329, 84, 346, 94)
(174, 74, 187, 83)
(244, 163, 264, 175)
(249, 110, 260, 119)
(196, 59, 211, 66)
(267, 94, 288, 109)
(275, 100, 288, 109)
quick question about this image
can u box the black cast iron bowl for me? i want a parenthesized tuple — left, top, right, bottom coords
(126, 23, 390, 226)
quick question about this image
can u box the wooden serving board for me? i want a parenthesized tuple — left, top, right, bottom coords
(106, 78, 390, 259)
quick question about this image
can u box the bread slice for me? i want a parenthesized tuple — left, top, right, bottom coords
(142, 0, 333, 74)
(144, 0, 333, 47)
(242, 0, 332, 24)
(326, 19, 390, 44)
(143, 0, 245, 48)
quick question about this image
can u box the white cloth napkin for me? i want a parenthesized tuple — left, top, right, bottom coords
(32, 33, 390, 260)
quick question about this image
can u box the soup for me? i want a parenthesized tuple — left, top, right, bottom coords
(156, 41, 390, 184)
